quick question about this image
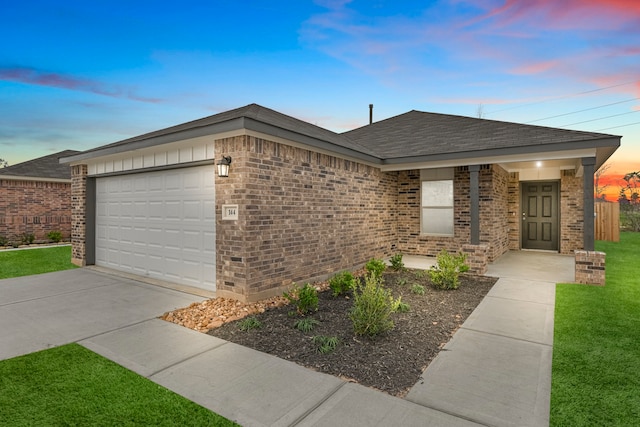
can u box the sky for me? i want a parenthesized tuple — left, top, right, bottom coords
(1, 0, 639, 200)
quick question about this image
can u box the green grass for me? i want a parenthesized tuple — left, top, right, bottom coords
(0, 246, 78, 279)
(0, 344, 238, 426)
(551, 232, 640, 426)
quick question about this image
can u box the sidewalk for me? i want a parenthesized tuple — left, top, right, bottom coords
(78, 251, 572, 427)
(0, 252, 572, 426)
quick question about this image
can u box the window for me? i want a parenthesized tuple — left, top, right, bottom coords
(421, 169, 454, 236)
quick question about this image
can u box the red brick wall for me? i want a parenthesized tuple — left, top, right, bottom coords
(481, 164, 509, 261)
(215, 135, 398, 301)
(0, 179, 71, 244)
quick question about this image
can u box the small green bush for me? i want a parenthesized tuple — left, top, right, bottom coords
(283, 283, 319, 315)
(365, 258, 386, 278)
(396, 278, 407, 287)
(294, 318, 320, 333)
(312, 335, 339, 354)
(47, 230, 63, 243)
(389, 253, 405, 271)
(0, 235, 7, 246)
(329, 271, 356, 297)
(20, 233, 35, 245)
(411, 284, 425, 295)
(238, 316, 262, 331)
(429, 250, 470, 290)
(391, 296, 410, 313)
(349, 273, 394, 337)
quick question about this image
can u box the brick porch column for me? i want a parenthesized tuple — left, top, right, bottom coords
(575, 250, 606, 286)
(71, 165, 87, 266)
(462, 244, 489, 275)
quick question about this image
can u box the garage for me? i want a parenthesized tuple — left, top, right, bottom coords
(95, 165, 216, 291)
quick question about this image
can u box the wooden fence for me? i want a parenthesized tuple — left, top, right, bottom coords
(595, 202, 620, 242)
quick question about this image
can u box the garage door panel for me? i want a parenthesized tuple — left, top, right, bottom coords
(95, 166, 215, 291)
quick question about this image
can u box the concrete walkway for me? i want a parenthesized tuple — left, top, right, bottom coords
(0, 252, 574, 427)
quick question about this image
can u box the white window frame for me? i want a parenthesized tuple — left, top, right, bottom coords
(420, 168, 454, 236)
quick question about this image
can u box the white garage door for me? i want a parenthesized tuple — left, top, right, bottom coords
(95, 165, 216, 291)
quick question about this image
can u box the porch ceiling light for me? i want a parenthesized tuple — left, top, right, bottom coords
(536, 161, 542, 167)
(217, 156, 232, 177)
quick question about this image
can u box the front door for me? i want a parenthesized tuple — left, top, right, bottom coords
(521, 181, 559, 251)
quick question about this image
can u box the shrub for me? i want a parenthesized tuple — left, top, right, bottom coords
(389, 253, 405, 271)
(429, 250, 470, 290)
(411, 284, 425, 295)
(238, 316, 262, 331)
(283, 283, 319, 315)
(312, 335, 339, 354)
(329, 271, 356, 297)
(20, 233, 35, 245)
(349, 273, 394, 337)
(365, 258, 386, 278)
(47, 230, 63, 243)
(294, 318, 320, 333)
(0, 235, 7, 246)
(391, 296, 410, 313)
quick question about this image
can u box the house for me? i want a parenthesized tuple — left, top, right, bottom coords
(0, 150, 79, 245)
(60, 104, 620, 301)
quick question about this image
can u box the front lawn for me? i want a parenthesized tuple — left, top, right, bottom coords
(0, 343, 238, 426)
(551, 232, 640, 426)
(0, 246, 77, 279)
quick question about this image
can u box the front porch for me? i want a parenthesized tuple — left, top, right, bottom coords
(400, 251, 576, 283)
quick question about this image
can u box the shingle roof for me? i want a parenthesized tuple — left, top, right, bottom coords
(61, 104, 620, 167)
(342, 110, 619, 160)
(0, 150, 80, 180)
(66, 104, 379, 161)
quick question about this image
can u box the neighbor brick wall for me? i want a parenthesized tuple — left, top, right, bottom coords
(71, 165, 88, 266)
(0, 179, 71, 244)
(215, 135, 398, 302)
(397, 164, 508, 262)
(560, 169, 583, 254)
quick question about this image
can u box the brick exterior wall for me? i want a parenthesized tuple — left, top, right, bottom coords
(507, 172, 520, 250)
(462, 244, 489, 275)
(397, 165, 508, 262)
(0, 179, 71, 244)
(215, 135, 398, 302)
(480, 165, 510, 261)
(560, 169, 583, 254)
(71, 165, 88, 266)
(575, 250, 605, 285)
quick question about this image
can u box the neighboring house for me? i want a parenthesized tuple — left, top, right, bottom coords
(0, 150, 79, 244)
(61, 104, 620, 301)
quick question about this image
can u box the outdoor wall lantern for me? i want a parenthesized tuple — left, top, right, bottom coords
(217, 156, 232, 177)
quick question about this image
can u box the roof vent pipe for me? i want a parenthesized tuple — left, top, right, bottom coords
(369, 104, 373, 124)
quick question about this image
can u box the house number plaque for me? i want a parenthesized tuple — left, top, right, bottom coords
(222, 204, 239, 220)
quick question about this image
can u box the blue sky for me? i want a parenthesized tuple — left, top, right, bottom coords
(1, 0, 639, 189)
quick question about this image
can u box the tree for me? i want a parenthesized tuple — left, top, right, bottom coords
(619, 170, 640, 231)
(594, 163, 611, 201)
(476, 103, 485, 119)
(0, 158, 7, 168)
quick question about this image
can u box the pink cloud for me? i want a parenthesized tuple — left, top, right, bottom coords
(473, 0, 640, 30)
(0, 66, 162, 103)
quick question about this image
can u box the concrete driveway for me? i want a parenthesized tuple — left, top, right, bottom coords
(0, 268, 205, 361)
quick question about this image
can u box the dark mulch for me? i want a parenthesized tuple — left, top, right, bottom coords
(207, 270, 497, 397)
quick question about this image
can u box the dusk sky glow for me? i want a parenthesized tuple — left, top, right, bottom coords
(1, 0, 639, 200)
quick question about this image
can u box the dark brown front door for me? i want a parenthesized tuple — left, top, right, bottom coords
(521, 181, 559, 251)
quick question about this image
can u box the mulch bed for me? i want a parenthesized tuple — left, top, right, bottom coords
(207, 270, 497, 397)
